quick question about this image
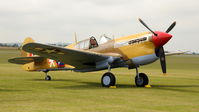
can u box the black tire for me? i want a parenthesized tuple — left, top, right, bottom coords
(45, 75, 51, 81)
(135, 73, 149, 87)
(101, 72, 116, 87)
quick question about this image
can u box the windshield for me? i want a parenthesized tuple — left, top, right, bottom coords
(99, 34, 112, 44)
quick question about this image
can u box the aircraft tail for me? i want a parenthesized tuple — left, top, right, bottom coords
(21, 37, 35, 57)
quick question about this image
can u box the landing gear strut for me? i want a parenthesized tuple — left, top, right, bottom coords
(134, 68, 149, 87)
(44, 71, 51, 81)
(101, 64, 116, 87)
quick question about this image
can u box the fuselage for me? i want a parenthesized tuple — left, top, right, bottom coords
(67, 32, 158, 69)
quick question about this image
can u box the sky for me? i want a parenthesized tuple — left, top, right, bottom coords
(0, 0, 198, 52)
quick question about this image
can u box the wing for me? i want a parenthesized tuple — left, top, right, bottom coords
(165, 51, 186, 56)
(22, 43, 110, 69)
(8, 56, 45, 64)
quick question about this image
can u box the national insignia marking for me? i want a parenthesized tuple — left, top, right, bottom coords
(43, 49, 56, 54)
(34, 48, 44, 51)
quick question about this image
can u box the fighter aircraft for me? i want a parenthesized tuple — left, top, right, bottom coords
(9, 18, 178, 87)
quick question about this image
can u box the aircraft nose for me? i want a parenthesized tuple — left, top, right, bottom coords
(152, 31, 172, 48)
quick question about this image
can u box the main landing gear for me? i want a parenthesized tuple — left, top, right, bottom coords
(101, 66, 149, 87)
(101, 64, 116, 87)
(101, 72, 116, 87)
(44, 71, 51, 81)
(134, 68, 149, 87)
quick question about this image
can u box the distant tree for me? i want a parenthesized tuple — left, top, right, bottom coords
(12, 44, 18, 47)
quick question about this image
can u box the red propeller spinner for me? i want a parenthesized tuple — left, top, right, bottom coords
(152, 31, 172, 48)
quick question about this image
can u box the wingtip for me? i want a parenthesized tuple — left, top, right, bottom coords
(21, 42, 35, 51)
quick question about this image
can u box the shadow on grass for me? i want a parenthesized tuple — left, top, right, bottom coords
(151, 85, 199, 93)
(31, 78, 136, 88)
(30, 78, 199, 93)
(55, 81, 101, 89)
(151, 85, 199, 88)
(0, 89, 30, 92)
(55, 81, 199, 93)
(30, 79, 76, 82)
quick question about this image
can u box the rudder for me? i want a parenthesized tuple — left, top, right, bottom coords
(21, 37, 35, 57)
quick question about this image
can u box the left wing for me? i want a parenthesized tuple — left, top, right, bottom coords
(22, 43, 112, 69)
(165, 51, 186, 56)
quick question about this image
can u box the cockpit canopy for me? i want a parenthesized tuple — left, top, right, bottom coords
(75, 34, 112, 50)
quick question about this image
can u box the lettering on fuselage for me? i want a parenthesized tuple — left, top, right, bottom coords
(114, 34, 151, 48)
(128, 37, 147, 45)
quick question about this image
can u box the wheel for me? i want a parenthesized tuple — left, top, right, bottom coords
(135, 73, 149, 87)
(45, 75, 51, 81)
(101, 72, 116, 87)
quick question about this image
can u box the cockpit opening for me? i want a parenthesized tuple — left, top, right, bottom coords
(89, 36, 98, 49)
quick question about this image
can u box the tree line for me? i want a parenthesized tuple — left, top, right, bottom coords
(0, 43, 70, 47)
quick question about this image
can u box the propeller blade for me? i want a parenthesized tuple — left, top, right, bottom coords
(138, 18, 158, 36)
(159, 47, 166, 73)
(166, 21, 176, 33)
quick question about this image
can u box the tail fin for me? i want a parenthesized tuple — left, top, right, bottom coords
(21, 37, 35, 57)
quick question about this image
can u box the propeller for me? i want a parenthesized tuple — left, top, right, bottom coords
(166, 21, 176, 33)
(138, 18, 176, 74)
(138, 18, 158, 36)
(159, 47, 166, 73)
(155, 47, 166, 73)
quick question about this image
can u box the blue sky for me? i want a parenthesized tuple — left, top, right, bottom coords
(0, 0, 198, 52)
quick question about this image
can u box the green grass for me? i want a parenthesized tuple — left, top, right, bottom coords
(0, 47, 199, 112)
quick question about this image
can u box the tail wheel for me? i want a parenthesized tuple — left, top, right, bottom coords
(135, 73, 149, 87)
(101, 72, 116, 87)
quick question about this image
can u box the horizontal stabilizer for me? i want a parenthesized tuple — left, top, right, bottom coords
(8, 56, 45, 64)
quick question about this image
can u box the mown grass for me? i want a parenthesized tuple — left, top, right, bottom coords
(0, 47, 199, 112)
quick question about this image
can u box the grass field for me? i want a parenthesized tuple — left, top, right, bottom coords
(0, 47, 199, 112)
